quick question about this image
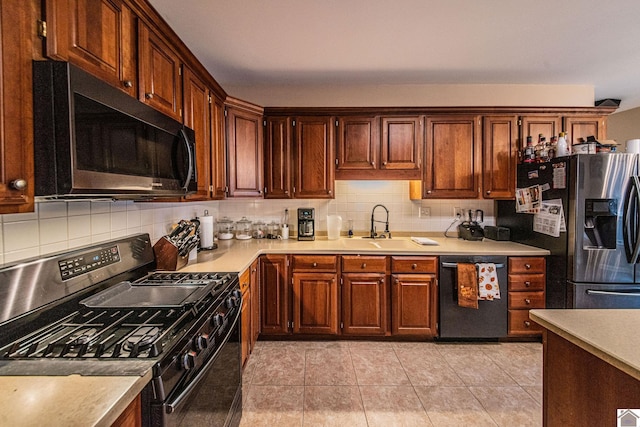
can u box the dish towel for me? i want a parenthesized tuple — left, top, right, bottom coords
(457, 263, 478, 309)
(476, 263, 500, 300)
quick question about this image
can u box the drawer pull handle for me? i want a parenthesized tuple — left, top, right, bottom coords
(313, 262, 317, 267)
(525, 298, 531, 305)
(362, 263, 367, 268)
(524, 281, 531, 287)
(525, 264, 531, 270)
(411, 263, 417, 269)
(524, 321, 531, 327)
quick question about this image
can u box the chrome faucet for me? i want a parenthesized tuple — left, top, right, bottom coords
(370, 204, 391, 239)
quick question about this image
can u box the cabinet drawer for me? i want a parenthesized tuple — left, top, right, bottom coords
(509, 291, 545, 309)
(391, 256, 437, 273)
(342, 255, 386, 272)
(508, 310, 543, 335)
(291, 255, 338, 272)
(508, 273, 545, 291)
(239, 268, 250, 295)
(509, 257, 545, 274)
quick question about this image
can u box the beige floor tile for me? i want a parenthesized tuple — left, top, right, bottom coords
(395, 348, 464, 386)
(482, 344, 543, 387)
(469, 386, 542, 427)
(240, 385, 304, 427)
(305, 348, 357, 385)
(251, 347, 306, 385)
(522, 385, 543, 405)
(415, 386, 498, 426)
(359, 385, 433, 427)
(350, 348, 411, 385)
(303, 386, 367, 427)
(438, 348, 518, 386)
(347, 340, 395, 349)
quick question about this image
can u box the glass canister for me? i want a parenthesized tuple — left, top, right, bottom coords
(267, 221, 280, 239)
(217, 217, 234, 240)
(235, 217, 253, 240)
(252, 220, 266, 239)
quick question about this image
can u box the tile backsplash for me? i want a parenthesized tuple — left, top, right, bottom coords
(0, 181, 495, 265)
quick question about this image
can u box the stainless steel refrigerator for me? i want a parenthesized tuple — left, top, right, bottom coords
(497, 153, 640, 308)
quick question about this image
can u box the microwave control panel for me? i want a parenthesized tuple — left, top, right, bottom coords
(58, 245, 121, 280)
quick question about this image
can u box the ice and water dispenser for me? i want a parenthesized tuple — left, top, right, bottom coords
(584, 198, 617, 249)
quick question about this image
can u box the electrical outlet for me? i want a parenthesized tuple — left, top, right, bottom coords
(453, 207, 464, 219)
(419, 206, 431, 218)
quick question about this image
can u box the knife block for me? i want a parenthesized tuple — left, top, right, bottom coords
(153, 236, 189, 271)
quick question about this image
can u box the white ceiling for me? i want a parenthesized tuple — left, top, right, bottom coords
(148, 0, 640, 111)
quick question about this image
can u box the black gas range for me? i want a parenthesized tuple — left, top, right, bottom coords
(0, 234, 242, 427)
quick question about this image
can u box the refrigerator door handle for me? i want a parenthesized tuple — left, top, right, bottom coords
(623, 176, 640, 263)
(586, 289, 640, 297)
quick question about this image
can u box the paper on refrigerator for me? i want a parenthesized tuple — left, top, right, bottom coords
(515, 185, 541, 213)
(533, 199, 566, 237)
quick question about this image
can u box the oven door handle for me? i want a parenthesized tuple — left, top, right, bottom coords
(165, 306, 241, 414)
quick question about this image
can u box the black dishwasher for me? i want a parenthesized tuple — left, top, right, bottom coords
(438, 255, 508, 339)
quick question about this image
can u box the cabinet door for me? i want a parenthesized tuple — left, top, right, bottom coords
(342, 273, 387, 336)
(138, 23, 182, 121)
(45, 0, 136, 96)
(227, 107, 264, 197)
(182, 67, 211, 200)
(335, 116, 379, 178)
(0, 0, 34, 213)
(293, 116, 335, 198)
(564, 116, 607, 145)
(292, 272, 339, 335)
(424, 115, 480, 198)
(250, 259, 260, 345)
(210, 96, 227, 199)
(260, 255, 289, 335)
(241, 280, 251, 368)
(380, 116, 422, 175)
(520, 115, 561, 149)
(483, 116, 518, 199)
(391, 274, 437, 336)
(264, 117, 292, 198)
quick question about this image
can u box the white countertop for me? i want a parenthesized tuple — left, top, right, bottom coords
(530, 309, 640, 381)
(181, 236, 549, 274)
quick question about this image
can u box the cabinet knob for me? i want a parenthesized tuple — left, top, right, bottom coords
(486, 190, 491, 195)
(361, 263, 367, 268)
(525, 264, 531, 270)
(411, 263, 417, 269)
(380, 278, 384, 284)
(382, 161, 387, 166)
(524, 281, 531, 287)
(122, 80, 133, 88)
(524, 321, 531, 327)
(371, 161, 375, 167)
(10, 179, 27, 191)
(525, 298, 531, 305)
(328, 190, 332, 195)
(394, 278, 399, 285)
(284, 190, 289, 194)
(427, 190, 432, 194)
(312, 262, 317, 267)
(145, 93, 154, 99)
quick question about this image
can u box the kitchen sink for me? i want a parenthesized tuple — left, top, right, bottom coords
(339, 238, 424, 251)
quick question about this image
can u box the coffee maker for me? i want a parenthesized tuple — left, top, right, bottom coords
(297, 208, 315, 241)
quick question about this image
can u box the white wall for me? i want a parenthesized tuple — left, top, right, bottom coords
(607, 106, 640, 148)
(0, 181, 494, 266)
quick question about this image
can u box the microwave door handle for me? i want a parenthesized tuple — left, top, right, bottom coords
(623, 176, 640, 263)
(179, 129, 194, 192)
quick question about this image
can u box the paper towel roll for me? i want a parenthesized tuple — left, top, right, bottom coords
(198, 214, 214, 249)
(627, 139, 640, 153)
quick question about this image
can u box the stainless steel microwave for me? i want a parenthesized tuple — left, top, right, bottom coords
(33, 61, 197, 200)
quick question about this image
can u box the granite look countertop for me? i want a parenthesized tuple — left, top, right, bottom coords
(530, 309, 640, 381)
(182, 236, 550, 274)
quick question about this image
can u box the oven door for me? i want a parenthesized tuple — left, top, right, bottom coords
(149, 308, 241, 427)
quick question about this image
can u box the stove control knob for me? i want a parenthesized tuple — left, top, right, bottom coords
(226, 296, 240, 308)
(212, 313, 225, 327)
(180, 350, 197, 371)
(193, 333, 209, 351)
(232, 289, 242, 299)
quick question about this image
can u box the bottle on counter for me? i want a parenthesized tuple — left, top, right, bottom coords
(523, 136, 535, 163)
(548, 136, 557, 160)
(556, 131, 570, 157)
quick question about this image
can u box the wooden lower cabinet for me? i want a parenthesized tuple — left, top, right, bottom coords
(250, 259, 259, 347)
(508, 257, 546, 337)
(239, 268, 251, 367)
(292, 272, 339, 335)
(391, 256, 438, 336)
(260, 254, 289, 335)
(110, 394, 141, 427)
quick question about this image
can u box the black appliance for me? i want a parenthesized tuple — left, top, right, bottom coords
(438, 256, 508, 339)
(0, 234, 241, 427)
(297, 208, 315, 241)
(33, 61, 197, 199)
(497, 153, 640, 309)
(458, 209, 484, 241)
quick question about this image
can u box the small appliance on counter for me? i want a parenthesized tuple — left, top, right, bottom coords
(458, 209, 484, 241)
(298, 208, 315, 241)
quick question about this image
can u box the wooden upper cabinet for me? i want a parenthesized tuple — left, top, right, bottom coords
(0, 0, 34, 213)
(335, 116, 379, 178)
(226, 101, 264, 198)
(483, 116, 518, 199)
(264, 117, 293, 199)
(520, 115, 561, 149)
(564, 116, 607, 145)
(210, 96, 227, 199)
(424, 115, 481, 198)
(45, 0, 137, 96)
(182, 67, 211, 200)
(138, 23, 182, 121)
(380, 116, 422, 175)
(293, 116, 335, 198)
